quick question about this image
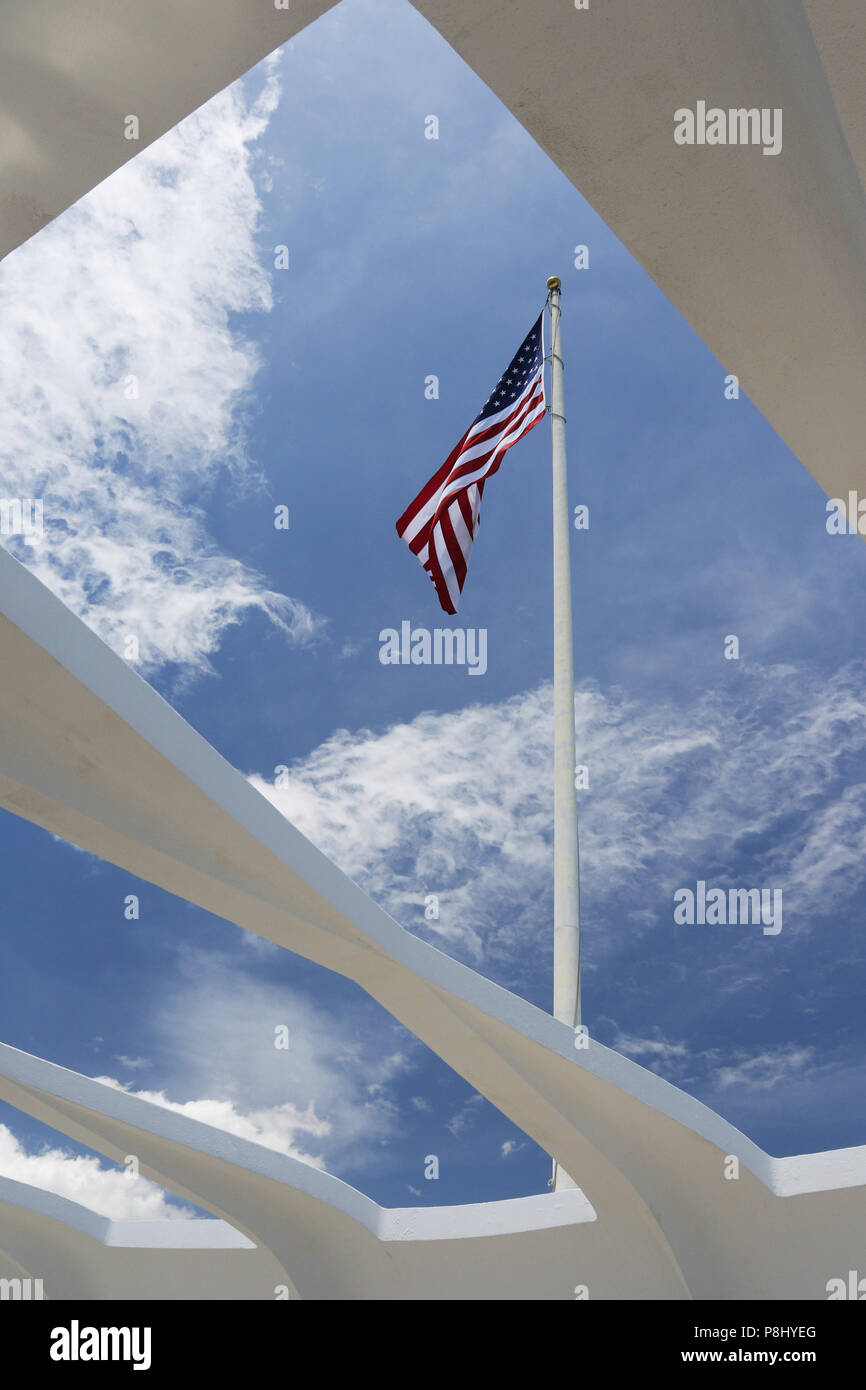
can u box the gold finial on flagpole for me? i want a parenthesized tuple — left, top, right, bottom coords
(547, 275, 562, 291)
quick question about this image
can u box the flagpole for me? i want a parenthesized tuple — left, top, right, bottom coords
(547, 275, 582, 1193)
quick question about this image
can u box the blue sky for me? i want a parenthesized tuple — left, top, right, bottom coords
(0, 0, 864, 1218)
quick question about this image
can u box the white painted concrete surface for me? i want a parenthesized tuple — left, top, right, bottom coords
(0, 0, 338, 260)
(0, 1137, 600, 1301)
(412, 0, 866, 513)
(0, 544, 863, 1299)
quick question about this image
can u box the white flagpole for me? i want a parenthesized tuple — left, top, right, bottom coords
(547, 275, 582, 1193)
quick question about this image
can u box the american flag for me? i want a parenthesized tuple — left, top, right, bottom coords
(396, 312, 546, 614)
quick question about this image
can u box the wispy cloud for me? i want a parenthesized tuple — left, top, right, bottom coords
(0, 59, 320, 675)
(113, 1055, 151, 1073)
(713, 1045, 815, 1092)
(610, 1030, 815, 1091)
(611, 1032, 689, 1064)
(249, 662, 866, 980)
(500, 1139, 525, 1158)
(6, 649, 865, 1204)
(446, 1093, 485, 1138)
(0, 939, 423, 1215)
(146, 951, 415, 1175)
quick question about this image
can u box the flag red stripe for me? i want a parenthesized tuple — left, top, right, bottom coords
(396, 312, 545, 614)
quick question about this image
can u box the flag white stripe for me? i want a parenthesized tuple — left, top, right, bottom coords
(463, 373, 542, 441)
(447, 496, 473, 567)
(400, 377, 543, 544)
(436, 390, 544, 507)
(433, 519, 461, 609)
(397, 310, 546, 613)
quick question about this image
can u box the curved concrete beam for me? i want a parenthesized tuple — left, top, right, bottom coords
(802, 0, 866, 194)
(411, 0, 866, 506)
(0, 0, 338, 259)
(0, 546, 864, 1298)
(0, 1047, 633, 1302)
(0, 1175, 283, 1301)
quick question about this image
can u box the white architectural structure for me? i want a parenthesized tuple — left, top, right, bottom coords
(1, 0, 864, 1299)
(0, 544, 864, 1299)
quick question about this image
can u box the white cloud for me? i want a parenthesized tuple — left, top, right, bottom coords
(446, 1094, 485, 1137)
(500, 1139, 524, 1158)
(1, 950, 420, 1218)
(0, 59, 320, 675)
(114, 1055, 151, 1072)
(612, 1033, 689, 1063)
(714, 1046, 815, 1092)
(148, 951, 416, 1174)
(93, 1077, 331, 1166)
(0, 1122, 194, 1221)
(248, 662, 866, 978)
(9, 659, 862, 1215)
(250, 684, 556, 967)
(0, 1077, 334, 1222)
(599, 1029, 823, 1103)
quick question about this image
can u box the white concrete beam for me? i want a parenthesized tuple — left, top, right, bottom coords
(0, 1176, 281, 1301)
(411, 0, 866, 506)
(0, 0, 338, 259)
